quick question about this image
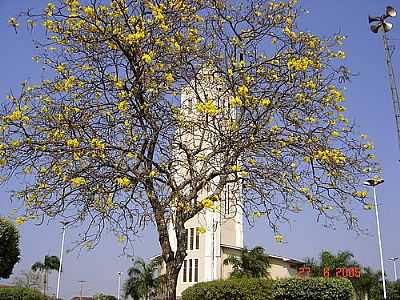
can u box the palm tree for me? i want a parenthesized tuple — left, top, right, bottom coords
(123, 257, 163, 300)
(304, 250, 359, 277)
(304, 250, 382, 300)
(31, 255, 60, 297)
(352, 267, 382, 300)
(223, 246, 270, 278)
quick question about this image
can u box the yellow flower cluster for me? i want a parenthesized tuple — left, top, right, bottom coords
(305, 80, 316, 91)
(363, 143, 374, 150)
(126, 31, 146, 45)
(314, 149, 346, 165)
(287, 57, 311, 72)
(195, 100, 218, 116)
(305, 117, 316, 123)
(353, 191, 368, 198)
(274, 234, 284, 243)
(67, 138, 80, 148)
(364, 203, 374, 210)
(260, 98, 271, 107)
(230, 165, 241, 172)
(238, 85, 249, 96)
(118, 100, 129, 112)
(201, 198, 214, 208)
(283, 27, 297, 40)
(15, 216, 26, 225)
(8, 110, 23, 121)
(200, 195, 220, 209)
(270, 125, 281, 134)
(230, 96, 242, 107)
(330, 88, 345, 102)
(90, 138, 105, 150)
(148, 170, 158, 177)
(337, 51, 346, 59)
(197, 226, 206, 234)
(142, 53, 153, 64)
(71, 177, 86, 186)
(64, 76, 76, 91)
(8, 17, 19, 28)
(248, 159, 256, 165)
(165, 72, 174, 82)
(116, 177, 131, 187)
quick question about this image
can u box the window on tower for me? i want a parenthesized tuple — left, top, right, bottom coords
(183, 260, 187, 282)
(195, 228, 200, 249)
(194, 259, 199, 282)
(189, 259, 193, 282)
(190, 228, 194, 250)
(224, 185, 230, 215)
(186, 228, 189, 250)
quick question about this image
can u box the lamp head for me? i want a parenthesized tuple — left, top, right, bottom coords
(370, 23, 381, 33)
(383, 21, 394, 32)
(363, 178, 384, 187)
(369, 15, 381, 24)
(386, 6, 397, 17)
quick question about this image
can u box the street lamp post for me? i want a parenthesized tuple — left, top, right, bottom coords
(363, 178, 387, 299)
(389, 257, 399, 281)
(117, 272, 122, 300)
(56, 221, 70, 299)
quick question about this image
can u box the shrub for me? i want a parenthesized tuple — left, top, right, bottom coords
(0, 286, 45, 300)
(273, 277, 354, 300)
(182, 277, 354, 300)
(181, 277, 274, 300)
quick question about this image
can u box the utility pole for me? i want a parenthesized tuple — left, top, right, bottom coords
(78, 280, 87, 300)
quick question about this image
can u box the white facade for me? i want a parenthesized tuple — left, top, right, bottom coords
(167, 68, 244, 297)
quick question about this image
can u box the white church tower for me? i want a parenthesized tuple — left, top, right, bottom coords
(167, 67, 244, 297)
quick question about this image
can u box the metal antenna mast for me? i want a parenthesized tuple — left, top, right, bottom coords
(369, 6, 400, 154)
(383, 32, 400, 152)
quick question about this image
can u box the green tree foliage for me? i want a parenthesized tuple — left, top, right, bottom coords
(4, 0, 380, 298)
(223, 246, 270, 278)
(11, 269, 43, 291)
(370, 280, 400, 300)
(304, 250, 360, 277)
(0, 286, 45, 300)
(31, 255, 60, 297)
(181, 278, 274, 300)
(93, 293, 118, 300)
(304, 250, 387, 300)
(123, 257, 162, 300)
(351, 266, 382, 300)
(0, 216, 20, 279)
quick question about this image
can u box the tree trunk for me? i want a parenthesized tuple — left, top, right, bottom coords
(165, 263, 179, 300)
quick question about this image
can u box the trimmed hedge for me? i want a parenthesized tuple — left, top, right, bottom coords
(181, 277, 274, 300)
(273, 278, 354, 300)
(0, 286, 45, 300)
(182, 277, 354, 300)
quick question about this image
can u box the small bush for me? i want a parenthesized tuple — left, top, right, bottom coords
(0, 286, 45, 300)
(181, 277, 274, 300)
(273, 277, 354, 300)
(182, 277, 354, 300)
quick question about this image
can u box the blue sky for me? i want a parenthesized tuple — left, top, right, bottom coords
(0, 0, 400, 299)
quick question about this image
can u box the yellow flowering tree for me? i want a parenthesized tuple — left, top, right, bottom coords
(3, 0, 379, 298)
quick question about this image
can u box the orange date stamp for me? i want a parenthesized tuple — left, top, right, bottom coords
(297, 266, 361, 278)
